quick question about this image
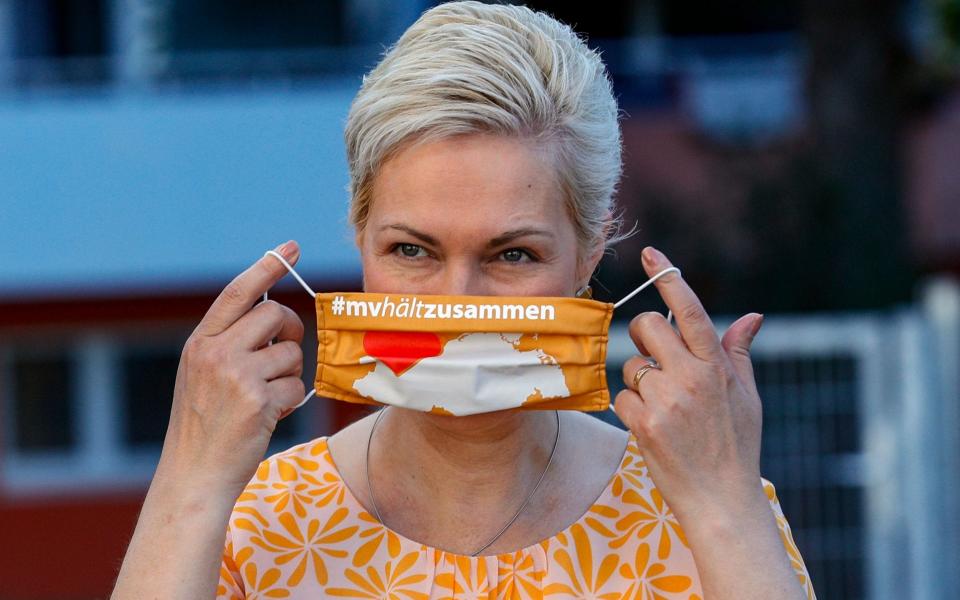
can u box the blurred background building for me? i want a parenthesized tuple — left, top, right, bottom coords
(0, 1, 958, 598)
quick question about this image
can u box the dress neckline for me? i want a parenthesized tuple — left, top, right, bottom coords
(317, 432, 636, 559)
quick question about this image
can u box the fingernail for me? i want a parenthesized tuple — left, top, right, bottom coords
(750, 313, 764, 338)
(275, 240, 295, 259)
(642, 246, 657, 267)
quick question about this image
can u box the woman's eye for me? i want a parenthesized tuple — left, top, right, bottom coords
(501, 248, 530, 262)
(397, 243, 426, 258)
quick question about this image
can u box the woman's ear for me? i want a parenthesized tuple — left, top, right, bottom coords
(576, 211, 621, 292)
(577, 238, 606, 292)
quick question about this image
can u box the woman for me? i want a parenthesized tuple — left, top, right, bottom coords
(113, 2, 815, 598)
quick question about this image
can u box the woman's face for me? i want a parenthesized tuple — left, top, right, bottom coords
(358, 134, 594, 298)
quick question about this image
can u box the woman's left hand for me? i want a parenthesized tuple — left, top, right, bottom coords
(613, 246, 767, 526)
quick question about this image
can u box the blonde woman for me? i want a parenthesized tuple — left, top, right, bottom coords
(113, 2, 815, 598)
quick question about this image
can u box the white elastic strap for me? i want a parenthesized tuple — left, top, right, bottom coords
(261, 249, 319, 410)
(293, 388, 316, 409)
(262, 250, 318, 298)
(612, 266, 681, 324)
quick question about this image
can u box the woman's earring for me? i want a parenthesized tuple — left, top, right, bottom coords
(575, 285, 593, 299)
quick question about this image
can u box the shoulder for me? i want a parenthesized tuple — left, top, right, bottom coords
(257, 436, 334, 479)
(537, 431, 708, 593)
(236, 436, 348, 512)
(565, 410, 630, 449)
(559, 411, 631, 484)
(220, 438, 383, 596)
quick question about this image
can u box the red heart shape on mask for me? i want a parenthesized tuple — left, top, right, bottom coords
(362, 331, 443, 376)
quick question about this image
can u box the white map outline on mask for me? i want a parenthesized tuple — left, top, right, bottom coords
(352, 332, 569, 416)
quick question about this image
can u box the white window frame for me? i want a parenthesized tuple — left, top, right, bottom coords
(0, 322, 310, 495)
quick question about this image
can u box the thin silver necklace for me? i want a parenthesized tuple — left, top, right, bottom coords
(365, 407, 561, 557)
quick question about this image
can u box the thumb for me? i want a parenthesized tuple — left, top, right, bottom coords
(721, 313, 763, 394)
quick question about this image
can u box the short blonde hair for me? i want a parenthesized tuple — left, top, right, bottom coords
(344, 1, 624, 255)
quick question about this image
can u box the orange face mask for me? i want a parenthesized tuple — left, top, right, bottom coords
(263, 250, 678, 416)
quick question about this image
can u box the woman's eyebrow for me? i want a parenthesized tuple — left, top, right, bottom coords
(382, 224, 439, 246)
(381, 224, 553, 248)
(487, 228, 554, 248)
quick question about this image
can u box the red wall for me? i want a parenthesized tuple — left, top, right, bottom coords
(0, 285, 366, 599)
(0, 401, 368, 599)
(0, 287, 322, 329)
(0, 493, 144, 599)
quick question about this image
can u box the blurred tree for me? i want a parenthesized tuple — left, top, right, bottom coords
(659, 0, 800, 35)
(546, 0, 921, 312)
(515, 0, 637, 38)
(791, 0, 914, 309)
(742, 155, 849, 311)
(935, 0, 960, 64)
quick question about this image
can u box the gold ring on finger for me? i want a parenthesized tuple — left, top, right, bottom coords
(632, 360, 661, 391)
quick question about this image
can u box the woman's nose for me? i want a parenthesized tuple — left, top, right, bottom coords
(440, 262, 487, 296)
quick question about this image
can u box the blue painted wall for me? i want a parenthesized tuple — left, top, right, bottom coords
(0, 83, 363, 298)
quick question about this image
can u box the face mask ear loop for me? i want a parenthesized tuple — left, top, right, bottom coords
(609, 266, 681, 416)
(612, 266, 681, 325)
(261, 249, 319, 410)
(262, 250, 318, 299)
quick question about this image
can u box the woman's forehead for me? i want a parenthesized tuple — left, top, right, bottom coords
(366, 134, 575, 242)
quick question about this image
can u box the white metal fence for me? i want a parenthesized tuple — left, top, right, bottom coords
(2, 276, 956, 599)
(604, 276, 960, 600)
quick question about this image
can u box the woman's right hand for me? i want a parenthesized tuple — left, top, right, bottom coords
(157, 240, 306, 497)
(112, 241, 307, 599)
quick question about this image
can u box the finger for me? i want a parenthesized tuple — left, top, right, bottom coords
(231, 300, 305, 350)
(621, 355, 651, 392)
(280, 385, 316, 420)
(622, 356, 663, 403)
(266, 375, 307, 415)
(721, 313, 763, 398)
(631, 337, 651, 357)
(254, 340, 304, 380)
(641, 246, 723, 361)
(612, 388, 646, 439)
(195, 241, 301, 337)
(627, 311, 687, 367)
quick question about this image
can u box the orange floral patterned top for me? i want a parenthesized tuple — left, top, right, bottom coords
(217, 435, 816, 599)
